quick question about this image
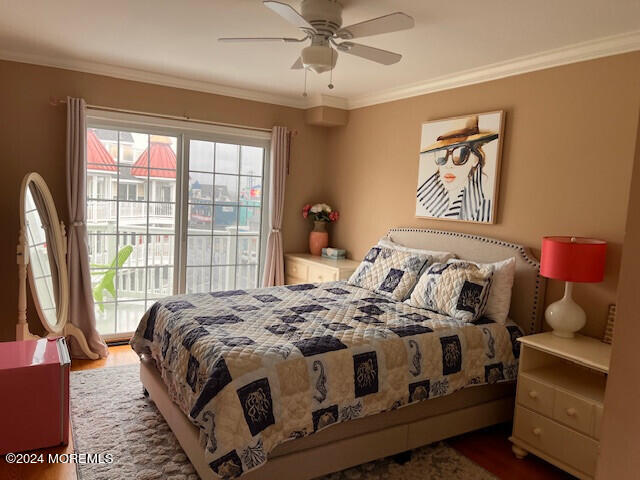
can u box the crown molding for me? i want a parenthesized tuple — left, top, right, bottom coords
(1, 30, 638, 112)
(307, 93, 350, 109)
(0, 49, 310, 109)
(346, 30, 640, 109)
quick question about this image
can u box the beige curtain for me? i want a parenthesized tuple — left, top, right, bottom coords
(262, 126, 290, 287)
(66, 97, 108, 358)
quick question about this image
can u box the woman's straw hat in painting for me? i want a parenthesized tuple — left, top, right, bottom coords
(421, 115, 498, 154)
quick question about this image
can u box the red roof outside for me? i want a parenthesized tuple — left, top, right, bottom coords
(87, 129, 117, 172)
(131, 137, 176, 179)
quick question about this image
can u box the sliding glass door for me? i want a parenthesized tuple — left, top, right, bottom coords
(182, 138, 267, 294)
(86, 120, 269, 339)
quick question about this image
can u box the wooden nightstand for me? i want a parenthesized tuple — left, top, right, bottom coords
(510, 332, 611, 479)
(284, 253, 359, 285)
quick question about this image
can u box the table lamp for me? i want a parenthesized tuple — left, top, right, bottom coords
(540, 236, 607, 338)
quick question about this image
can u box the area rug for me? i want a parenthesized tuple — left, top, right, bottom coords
(70, 364, 497, 480)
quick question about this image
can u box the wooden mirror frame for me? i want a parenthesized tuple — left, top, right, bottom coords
(17, 172, 98, 359)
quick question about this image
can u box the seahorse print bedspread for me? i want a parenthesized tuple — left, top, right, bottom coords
(130, 281, 522, 478)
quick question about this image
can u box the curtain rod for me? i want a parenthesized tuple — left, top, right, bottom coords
(49, 97, 297, 136)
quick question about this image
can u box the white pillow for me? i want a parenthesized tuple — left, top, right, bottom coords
(378, 236, 457, 264)
(450, 257, 516, 324)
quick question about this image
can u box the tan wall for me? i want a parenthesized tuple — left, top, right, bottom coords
(324, 52, 640, 338)
(0, 60, 328, 342)
(596, 110, 640, 479)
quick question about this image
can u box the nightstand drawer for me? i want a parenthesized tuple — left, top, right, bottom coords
(553, 389, 594, 436)
(514, 406, 598, 476)
(285, 259, 308, 280)
(593, 404, 604, 440)
(517, 375, 554, 417)
(285, 275, 305, 286)
(308, 265, 337, 283)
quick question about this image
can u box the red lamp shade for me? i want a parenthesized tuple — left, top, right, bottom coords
(540, 236, 607, 283)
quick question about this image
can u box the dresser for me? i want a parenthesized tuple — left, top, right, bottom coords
(510, 332, 611, 479)
(284, 253, 359, 285)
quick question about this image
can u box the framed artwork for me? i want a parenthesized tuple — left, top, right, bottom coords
(415, 111, 505, 224)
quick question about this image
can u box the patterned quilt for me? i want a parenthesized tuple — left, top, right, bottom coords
(130, 281, 523, 479)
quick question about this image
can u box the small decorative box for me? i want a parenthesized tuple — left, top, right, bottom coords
(322, 247, 346, 259)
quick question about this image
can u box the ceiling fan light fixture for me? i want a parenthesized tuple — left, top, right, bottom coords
(301, 44, 337, 74)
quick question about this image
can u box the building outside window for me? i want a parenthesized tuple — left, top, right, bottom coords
(86, 118, 269, 339)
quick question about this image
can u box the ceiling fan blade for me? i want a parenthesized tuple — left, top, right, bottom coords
(336, 42, 402, 65)
(337, 12, 414, 39)
(218, 37, 301, 43)
(263, 1, 315, 31)
(291, 57, 304, 69)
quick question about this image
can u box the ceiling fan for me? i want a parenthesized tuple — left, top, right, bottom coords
(218, 0, 414, 76)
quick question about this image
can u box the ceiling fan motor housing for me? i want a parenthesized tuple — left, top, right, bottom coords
(301, 0, 343, 36)
(301, 44, 337, 73)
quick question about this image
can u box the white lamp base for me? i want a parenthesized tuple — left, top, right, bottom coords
(545, 282, 586, 338)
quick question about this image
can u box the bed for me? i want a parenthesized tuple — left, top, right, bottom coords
(131, 228, 545, 479)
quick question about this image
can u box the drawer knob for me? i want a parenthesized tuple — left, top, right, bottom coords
(528, 390, 539, 399)
(532, 427, 542, 436)
(566, 407, 577, 417)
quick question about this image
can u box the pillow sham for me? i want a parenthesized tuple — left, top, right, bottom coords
(407, 260, 493, 322)
(348, 246, 432, 301)
(377, 236, 457, 264)
(450, 257, 516, 324)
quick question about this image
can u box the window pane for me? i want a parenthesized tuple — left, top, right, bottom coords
(189, 172, 214, 204)
(85, 174, 113, 200)
(147, 234, 175, 266)
(95, 302, 117, 336)
(236, 265, 258, 290)
(87, 200, 117, 233)
(189, 140, 214, 172)
(187, 236, 212, 266)
(89, 128, 119, 162)
(214, 205, 237, 233)
(238, 206, 261, 234)
(88, 233, 118, 268)
(240, 146, 263, 176)
(117, 268, 146, 302)
(215, 143, 239, 174)
(118, 233, 147, 268)
(188, 204, 212, 233)
(211, 266, 236, 291)
(118, 167, 148, 201)
(239, 176, 262, 206)
(148, 266, 174, 298)
(238, 236, 259, 265)
(186, 266, 211, 294)
(215, 174, 239, 203)
(116, 301, 146, 334)
(213, 236, 237, 265)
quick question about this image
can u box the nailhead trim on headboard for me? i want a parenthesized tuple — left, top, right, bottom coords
(389, 228, 543, 334)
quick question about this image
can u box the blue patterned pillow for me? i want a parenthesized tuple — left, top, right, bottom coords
(348, 246, 432, 301)
(407, 260, 493, 322)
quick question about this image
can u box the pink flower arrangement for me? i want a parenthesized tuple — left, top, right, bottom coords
(302, 203, 340, 223)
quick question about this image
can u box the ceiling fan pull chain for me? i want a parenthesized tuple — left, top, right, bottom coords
(328, 48, 335, 90)
(302, 67, 308, 97)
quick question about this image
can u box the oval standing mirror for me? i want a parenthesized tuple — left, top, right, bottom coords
(17, 172, 98, 359)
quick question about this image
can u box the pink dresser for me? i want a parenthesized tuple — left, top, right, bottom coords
(0, 337, 70, 454)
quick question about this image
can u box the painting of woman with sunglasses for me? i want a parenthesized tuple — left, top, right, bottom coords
(416, 112, 504, 223)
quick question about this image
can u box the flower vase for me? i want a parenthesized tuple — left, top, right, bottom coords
(309, 221, 329, 256)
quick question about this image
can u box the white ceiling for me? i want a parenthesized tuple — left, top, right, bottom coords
(1, 0, 639, 108)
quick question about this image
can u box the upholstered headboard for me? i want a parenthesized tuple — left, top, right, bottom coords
(387, 228, 546, 335)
